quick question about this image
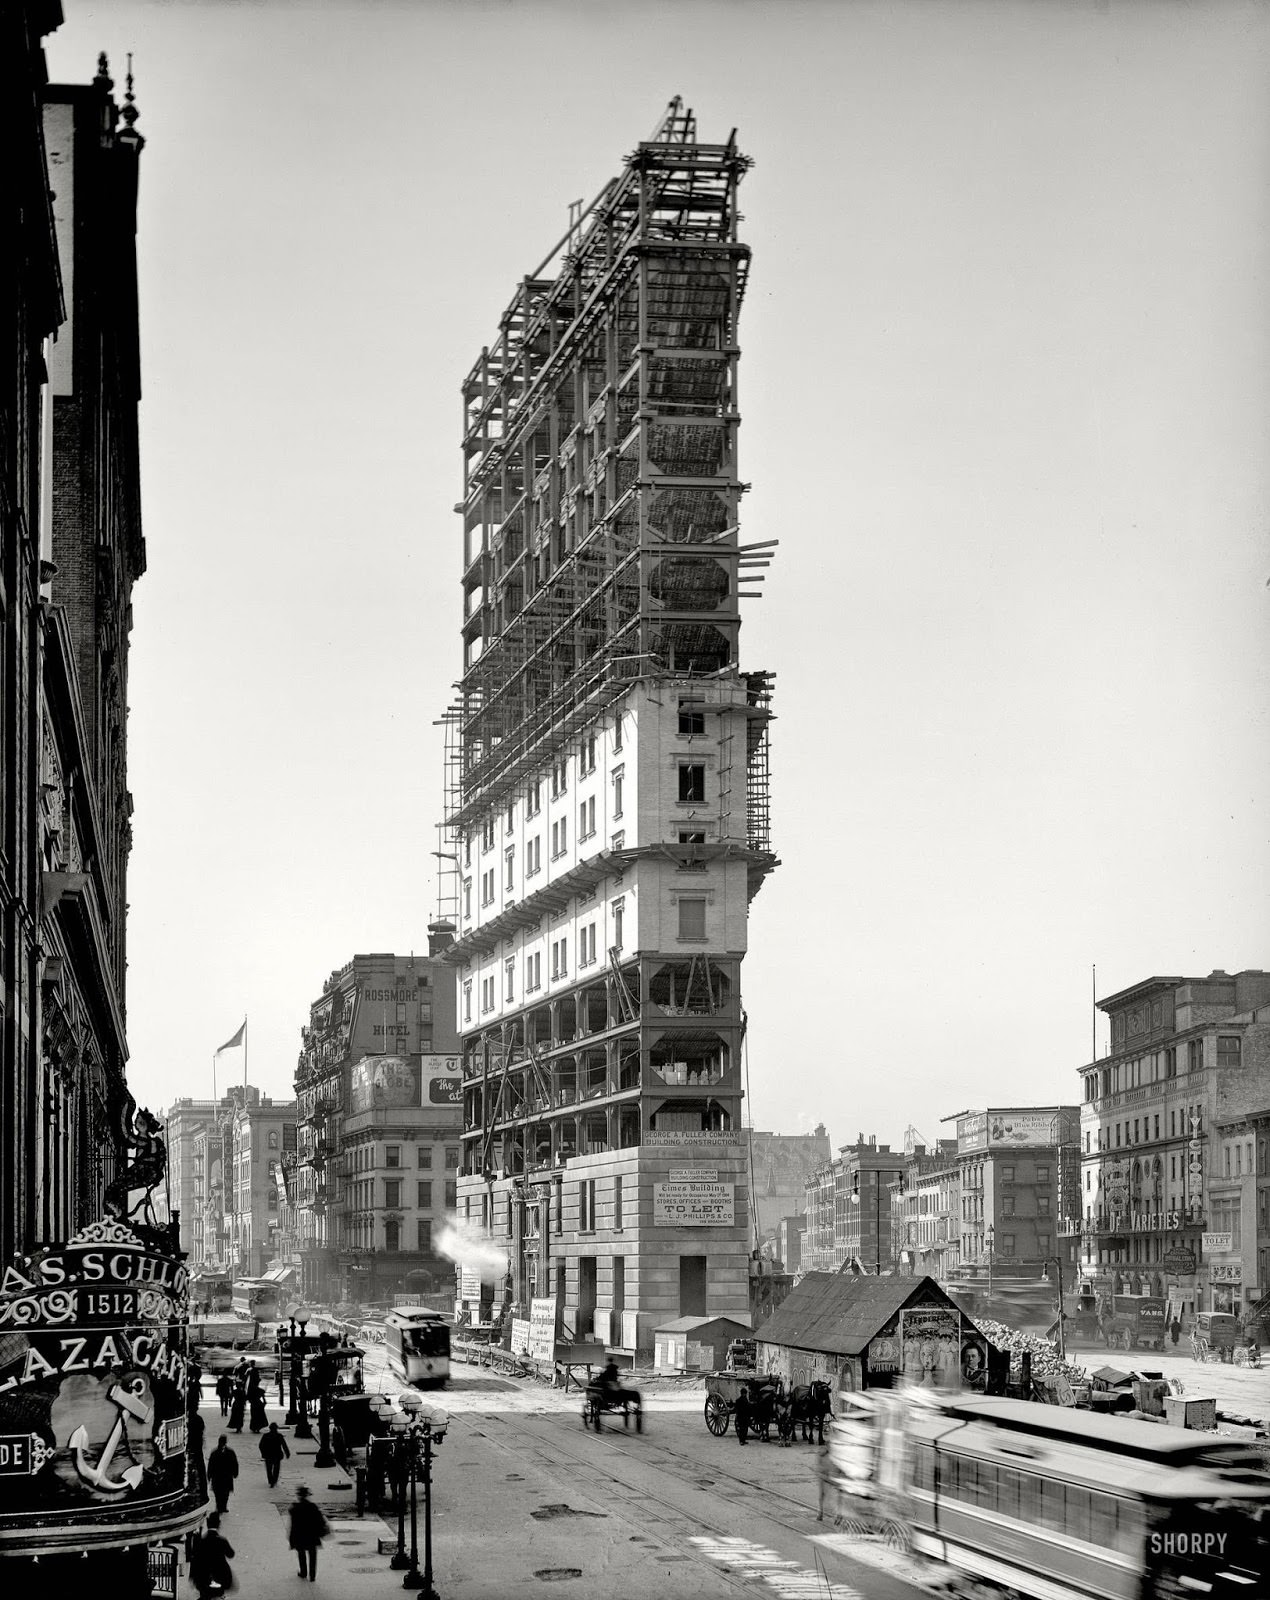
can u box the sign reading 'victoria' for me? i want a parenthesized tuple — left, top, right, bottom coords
(0, 1217, 204, 1558)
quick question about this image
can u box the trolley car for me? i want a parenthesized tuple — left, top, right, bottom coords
(383, 1306, 451, 1388)
(858, 1392, 1270, 1599)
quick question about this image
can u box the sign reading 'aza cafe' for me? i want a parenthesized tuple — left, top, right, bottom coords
(0, 1218, 205, 1561)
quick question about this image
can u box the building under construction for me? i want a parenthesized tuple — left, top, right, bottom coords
(442, 101, 777, 1352)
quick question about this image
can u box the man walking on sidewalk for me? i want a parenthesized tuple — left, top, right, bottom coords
(259, 1421, 291, 1487)
(287, 1484, 329, 1582)
(207, 1435, 239, 1516)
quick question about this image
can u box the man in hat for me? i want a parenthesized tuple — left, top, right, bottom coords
(287, 1485, 329, 1581)
(207, 1434, 239, 1516)
(259, 1421, 291, 1487)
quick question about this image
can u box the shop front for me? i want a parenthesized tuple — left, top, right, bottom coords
(0, 1218, 206, 1593)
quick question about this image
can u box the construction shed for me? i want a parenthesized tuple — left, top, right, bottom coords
(653, 1315, 752, 1374)
(756, 1273, 1001, 1395)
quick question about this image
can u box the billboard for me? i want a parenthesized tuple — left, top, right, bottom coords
(987, 1111, 1072, 1148)
(957, 1113, 987, 1153)
(653, 1181, 735, 1226)
(529, 1298, 557, 1362)
(427, 1058, 462, 1105)
(350, 1055, 418, 1112)
(0, 1218, 204, 1558)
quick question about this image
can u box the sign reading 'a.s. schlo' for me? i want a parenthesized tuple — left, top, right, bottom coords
(653, 1181, 735, 1226)
(0, 1216, 203, 1559)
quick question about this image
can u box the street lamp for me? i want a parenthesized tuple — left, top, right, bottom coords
(848, 1169, 885, 1274)
(985, 1225, 995, 1308)
(397, 1393, 447, 1597)
(313, 1335, 336, 1468)
(293, 1309, 313, 1439)
(388, 1417, 411, 1571)
(1042, 1256, 1067, 1365)
(284, 1302, 301, 1425)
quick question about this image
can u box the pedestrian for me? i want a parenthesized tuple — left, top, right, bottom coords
(189, 1409, 207, 1502)
(287, 1484, 329, 1582)
(189, 1512, 235, 1599)
(228, 1379, 247, 1433)
(207, 1435, 239, 1516)
(259, 1421, 291, 1487)
(1170, 1317, 1181, 1348)
(216, 1372, 234, 1417)
(734, 1385, 751, 1446)
(247, 1365, 269, 1432)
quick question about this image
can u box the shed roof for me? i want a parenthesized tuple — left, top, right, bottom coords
(653, 1315, 751, 1336)
(756, 1273, 959, 1357)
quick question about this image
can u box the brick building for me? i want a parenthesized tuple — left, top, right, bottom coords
(801, 1136, 907, 1275)
(890, 1138, 960, 1280)
(291, 942, 460, 1303)
(1071, 969, 1270, 1318)
(956, 1106, 1079, 1289)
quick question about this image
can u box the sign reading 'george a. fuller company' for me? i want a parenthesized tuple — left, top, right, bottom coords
(0, 1217, 204, 1559)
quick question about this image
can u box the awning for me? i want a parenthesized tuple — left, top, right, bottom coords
(262, 1267, 296, 1284)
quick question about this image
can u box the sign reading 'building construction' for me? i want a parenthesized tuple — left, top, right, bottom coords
(653, 1181, 735, 1226)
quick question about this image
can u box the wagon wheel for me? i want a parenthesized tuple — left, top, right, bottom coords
(1234, 1346, 1249, 1367)
(704, 1393, 730, 1436)
(881, 1519, 912, 1553)
(1122, 1329, 1133, 1352)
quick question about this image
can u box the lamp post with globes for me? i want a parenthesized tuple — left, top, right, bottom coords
(1042, 1255, 1067, 1364)
(985, 1224, 995, 1310)
(397, 1392, 447, 1597)
(293, 1308, 313, 1439)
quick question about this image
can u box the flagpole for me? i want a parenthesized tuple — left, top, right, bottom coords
(244, 1015, 248, 1091)
(213, 1050, 217, 1107)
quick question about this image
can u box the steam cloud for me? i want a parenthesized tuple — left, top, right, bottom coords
(433, 1216, 510, 1277)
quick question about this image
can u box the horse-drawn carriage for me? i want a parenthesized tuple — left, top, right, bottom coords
(581, 1376, 643, 1432)
(703, 1372, 832, 1444)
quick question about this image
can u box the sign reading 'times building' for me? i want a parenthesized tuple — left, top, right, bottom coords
(653, 1181, 735, 1226)
(0, 1217, 205, 1560)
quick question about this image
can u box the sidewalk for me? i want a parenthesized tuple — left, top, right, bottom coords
(187, 1395, 410, 1599)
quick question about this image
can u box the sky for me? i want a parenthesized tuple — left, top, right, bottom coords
(45, 0, 1270, 1148)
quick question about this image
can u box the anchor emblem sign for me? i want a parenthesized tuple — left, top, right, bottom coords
(67, 1375, 153, 1495)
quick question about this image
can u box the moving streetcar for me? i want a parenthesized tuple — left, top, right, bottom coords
(383, 1306, 450, 1388)
(829, 1390, 1270, 1599)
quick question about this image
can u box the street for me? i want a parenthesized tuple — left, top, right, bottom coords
(1061, 1338, 1270, 1424)
(187, 1350, 937, 1600)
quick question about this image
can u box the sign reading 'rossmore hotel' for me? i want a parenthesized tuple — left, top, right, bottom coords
(0, 1218, 205, 1559)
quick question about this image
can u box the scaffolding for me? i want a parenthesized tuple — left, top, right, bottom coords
(442, 99, 764, 842)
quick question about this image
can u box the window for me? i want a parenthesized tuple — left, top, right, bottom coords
(678, 829, 707, 870)
(578, 924, 598, 967)
(462, 834, 471, 868)
(1133, 1118, 1140, 1143)
(1036, 1165, 1050, 1184)
(417, 1219, 432, 1253)
(551, 758, 568, 798)
(612, 769, 624, 819)
(551, 817, 568, 858)
(1217, 1036, 1242, 1070)
(526, 779, 541, 818)
(526, 835, 541, 876)
(504, 956, 515, 1002)
(463, 879, 472, 918)
(613, 1175, 623, 1230)
(611, 830, 624, 851)
(506, 801, 515, 833)
(1037, 1195, 1051, 1215)
(526, 950, 542, 991)
(505, 847, 515, 890)
(442, 1146, 460, 1171)
(1115, 1124, 1121, 1148)
(1002, 1195, 1016, 1216)
(613, 714, 623, 753)
(678, 699, 705, 735)
(1165, 1047, 1177, 1078)
(463, 980, 472, 1022)
(386, 1145, 401, 1169)
(613, 899, 624, 952)
(579, 795, 596, 840)
(1001, 1165, 1015, 1183)
(384, 1179, 402, 1208)
(482, 817, 495, 851)
(998, 1234, 1016, 1256)
(678, 763, 705, 803)
(551, 937, 568, 980)
(1154, 1114, 1160, 1141)
(417, 1181, 433, 1208)
(579, 1178, 596, 1232)
(1188, 1038, 1204, 1073)
(481, 975, 494, 1013)
(678, 897, 706, 940)
(444, 1180, 457, 1209)
(384, 1220, 400, 1252)
(580, 733, 597, 775)
(418, 1147, 433, 1169)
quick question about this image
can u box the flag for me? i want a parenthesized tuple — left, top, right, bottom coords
(216, 1020, 246, 1054)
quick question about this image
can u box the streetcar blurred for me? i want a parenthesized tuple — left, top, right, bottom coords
(819, 1383, 1270, 1597)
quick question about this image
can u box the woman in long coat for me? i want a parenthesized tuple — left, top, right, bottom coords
(228, 1377, 247, 1432)
(247, 1364, 269, 1432)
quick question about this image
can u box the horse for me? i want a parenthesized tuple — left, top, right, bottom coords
(747, 1377, 784, 1442)
(781, 1380, 833, 1445)
(583, 1378, 643, 1433)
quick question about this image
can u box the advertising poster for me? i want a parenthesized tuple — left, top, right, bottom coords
(510, 1319, 530, 1356)
(426, 1058, 463, 1105)
(653, 1181, 735, 1226)
(645, 1130, 743, 1147)
(899, 1305, 960, 1388)
(529, 1298, 557, 1362)
(0, 1218, 203, 1558)
(350, 1054, 419, 1113)
(987, 1112, 1066, 1148)
(956, 1113, 987, 1153)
